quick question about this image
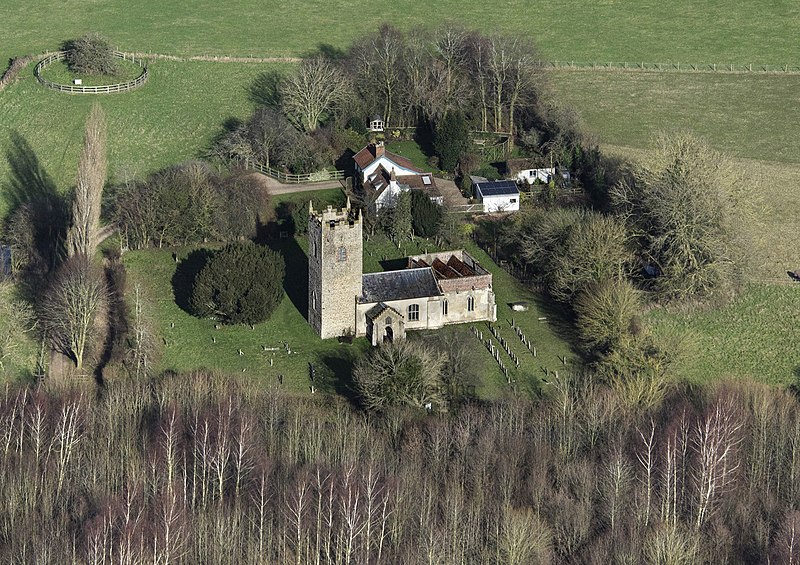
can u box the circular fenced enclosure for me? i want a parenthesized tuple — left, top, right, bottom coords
(35, 51, 148, 94)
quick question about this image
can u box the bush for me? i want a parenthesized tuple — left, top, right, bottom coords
(353, 340, 447, 411)
(64, 34, 118, 76)
(519, 208, 630, 302)
(573, 278, 641, 358)
(190, 242, 284, 325)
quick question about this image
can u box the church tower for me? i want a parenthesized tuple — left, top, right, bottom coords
(308, 199, 363, 339)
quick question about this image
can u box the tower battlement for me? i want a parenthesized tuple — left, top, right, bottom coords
(309, 200, 361, 229)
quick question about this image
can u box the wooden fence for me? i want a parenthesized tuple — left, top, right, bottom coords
(539, 60, 800, 74)
(243, 159, 345, 184)
(35, 51, 148, 94)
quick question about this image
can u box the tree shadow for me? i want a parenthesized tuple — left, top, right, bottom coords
(313, 43, 348, 61)
(316, 347, 361, 406)
(248, 70, 283, 107)
(4, 130, 61, 214)
(2, 131, 68, 293)
(335, 148, 356, 178)
(171, 248, 212, 314)
(265, 236, 308, 321)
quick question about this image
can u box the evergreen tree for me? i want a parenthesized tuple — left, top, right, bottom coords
(190, 242, 284, 325)
(410, 190, 443, 238)
(433, 111, 470, 171)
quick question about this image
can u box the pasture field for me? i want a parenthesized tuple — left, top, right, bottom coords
(1, 1, 799, 65)
(123, 189, 574, 399)
(547, 70, 800, 165)
(647, 284, 800, 385)
(0, 60, 280, 218)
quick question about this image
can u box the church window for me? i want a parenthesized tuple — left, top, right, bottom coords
(408, 304, 420, 321)
(467, 296, 475, 312)
(337, 246, 347, 262)
(442, 300, 448, 316)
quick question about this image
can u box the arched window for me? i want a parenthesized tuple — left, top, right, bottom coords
(442, 300, 448, 316)
(467, 296, 475, 312)
(408, 304, 420, 321)
(312, 291, 317, 311)
(337, 246, 347, 262)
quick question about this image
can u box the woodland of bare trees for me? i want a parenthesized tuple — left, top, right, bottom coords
(218, 24, 586, 176)
(2, 373, 800, 563)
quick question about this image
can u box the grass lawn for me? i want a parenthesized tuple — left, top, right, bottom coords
(647, 284, 800, 385)
(124, 185, 574, 399)
(385, 140, 434, 172)
(0, 59, 283, 219)
(2, 1, 798, 65)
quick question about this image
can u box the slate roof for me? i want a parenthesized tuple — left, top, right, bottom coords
(353, 144, 423, 173)
(475, 180, 519, 197)
(360, 268, 442, 303)
(365, 302, 402, 321)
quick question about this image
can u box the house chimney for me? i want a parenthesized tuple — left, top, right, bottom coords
(375, 141, 385, 158)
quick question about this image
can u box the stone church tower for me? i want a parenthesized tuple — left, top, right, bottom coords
(308, 199, 362, 339)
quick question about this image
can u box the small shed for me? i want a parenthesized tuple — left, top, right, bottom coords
(369, 114, 384, 133)
(474, 180, 520, 213)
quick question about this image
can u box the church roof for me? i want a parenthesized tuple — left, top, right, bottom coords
(360, 268, 442, 303)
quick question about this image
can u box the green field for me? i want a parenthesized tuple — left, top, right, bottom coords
(0, 60, 279, 217)
(2, 1, 799, 65)
(648, 284, 800, 385)
(548, 70, 800, 165)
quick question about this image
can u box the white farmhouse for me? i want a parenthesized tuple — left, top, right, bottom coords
(353, 142, 440, 210)
(474, 180, 520, 213)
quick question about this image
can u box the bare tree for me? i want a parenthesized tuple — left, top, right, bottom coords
(692, 398, 744, 530)
(611, 133, 752, 300)
(347, 25, 405, 128)
(280, 57, 350, 132)
(67, 104, 107, 258)
(0, 281, 36, 374)
(40, 254, 108, 372)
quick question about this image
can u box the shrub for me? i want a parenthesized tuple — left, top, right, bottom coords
(353, 340, 447, 411)
(190, 241, 284, 325)
(64, 34, 118, 76)
(573, 278, 641, 358)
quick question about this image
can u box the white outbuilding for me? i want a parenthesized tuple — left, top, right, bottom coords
(474, 180, 520, 213)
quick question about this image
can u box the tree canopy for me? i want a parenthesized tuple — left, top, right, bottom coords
(190, 241, 284, 325)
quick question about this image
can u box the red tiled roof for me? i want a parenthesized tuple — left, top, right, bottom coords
(353, 144, 424, 174)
